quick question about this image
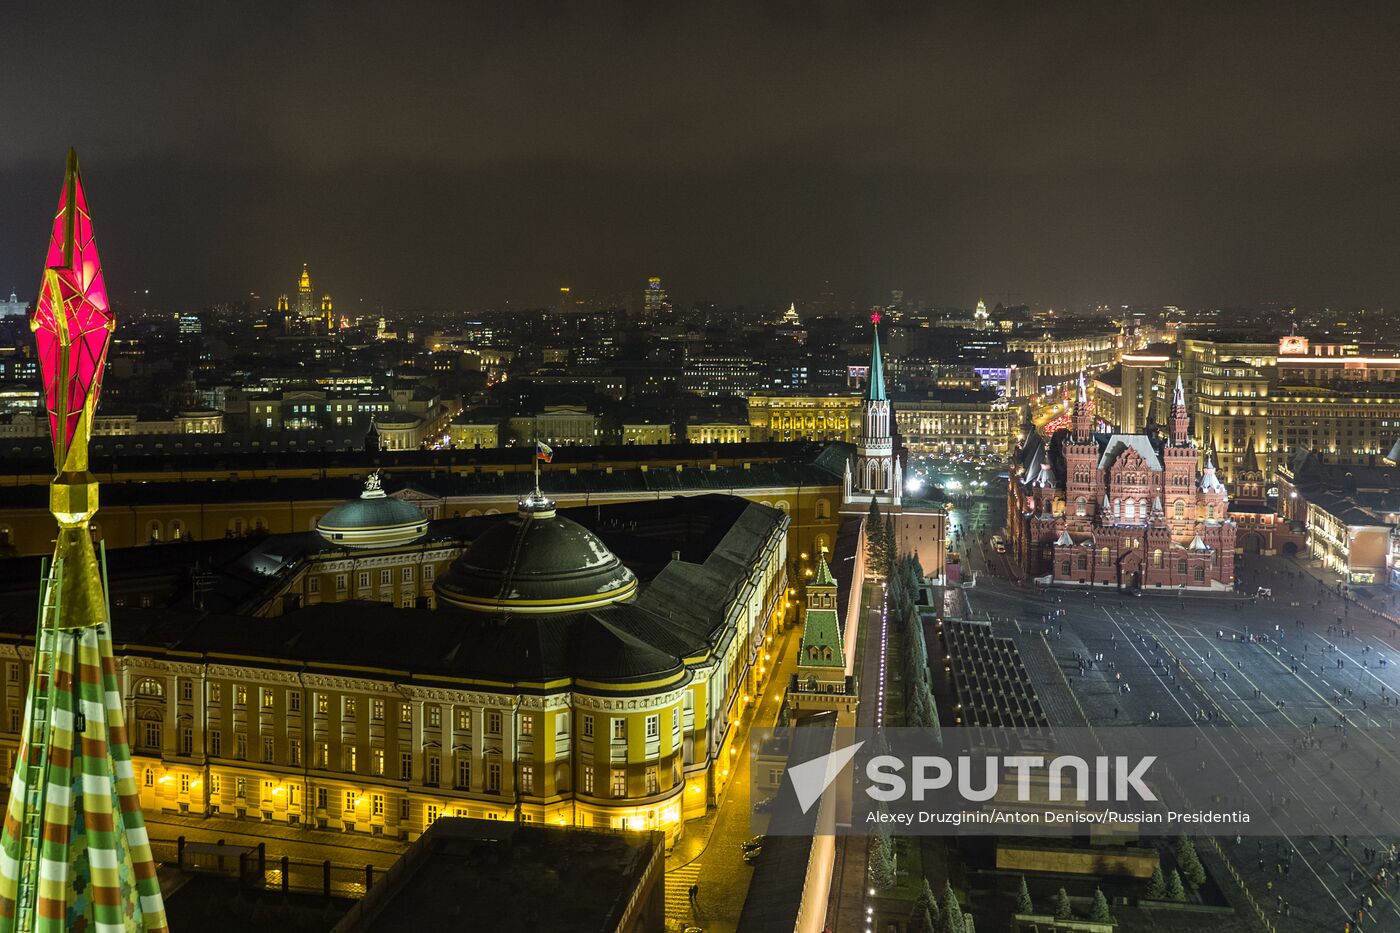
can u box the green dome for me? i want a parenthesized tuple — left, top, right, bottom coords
(317, 473, 428, 549)
(435, 493, 637, 615)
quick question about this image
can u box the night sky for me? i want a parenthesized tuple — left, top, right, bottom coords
(2, 2, 1399, 312)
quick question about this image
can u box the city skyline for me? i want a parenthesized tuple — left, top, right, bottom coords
(3, 4, 1400, 311)
(5, 5, 1400, 930)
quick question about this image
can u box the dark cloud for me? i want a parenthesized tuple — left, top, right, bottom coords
(1, 2, 1399, 309)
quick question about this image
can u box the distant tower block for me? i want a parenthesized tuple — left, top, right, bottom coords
(0, 150, 169, 932)
(296, 262, 316, 319)
(643, 276, 668, 320)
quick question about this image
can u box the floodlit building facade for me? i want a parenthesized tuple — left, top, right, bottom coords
(1009, 375, 1236, 590)
(0, 484, 792, 848)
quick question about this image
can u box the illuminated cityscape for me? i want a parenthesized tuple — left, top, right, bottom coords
(2, 5, 1400, 933)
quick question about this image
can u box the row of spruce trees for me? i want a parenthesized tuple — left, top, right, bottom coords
(867, 499, 940, 738)
(1012, 875, 1116, 924)
(864, 500, 1204, 927)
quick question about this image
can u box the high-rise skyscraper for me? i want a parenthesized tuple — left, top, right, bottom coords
(643, 276, 668, 320)
(295, 263, 317, 319)
(0, 151, 168, 932)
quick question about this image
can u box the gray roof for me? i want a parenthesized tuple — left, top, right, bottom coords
(434, 508, 637, 609)
(1097, 434, 1163, 472)
(317, 494, 426, 533)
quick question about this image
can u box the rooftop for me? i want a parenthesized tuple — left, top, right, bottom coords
(0, 495, 788, 693)
(335, 818, 662, 933)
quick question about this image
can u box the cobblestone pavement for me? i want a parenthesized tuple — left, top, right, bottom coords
(946, 491, 1400, 933)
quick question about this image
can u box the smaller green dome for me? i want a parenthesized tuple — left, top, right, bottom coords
(317, 472, 428, 549)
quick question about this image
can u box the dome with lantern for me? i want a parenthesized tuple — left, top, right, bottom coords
(316, 471, 428, 549)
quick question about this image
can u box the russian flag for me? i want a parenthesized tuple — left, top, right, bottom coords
(536, 441, 554, 463)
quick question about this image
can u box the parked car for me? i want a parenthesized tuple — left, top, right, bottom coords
(752, 796, 775, 813)
(743, 847, 763, 864)
(741, 835, 764, 851)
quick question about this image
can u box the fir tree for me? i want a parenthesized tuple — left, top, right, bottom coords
(869, 831, 896, 889)
(883, 513, 898, 576)
(962, 914, 975, 933)
(1016, 875, 1033, 914)
(938, 896, 965, 933)
(1089, 888, 1113, 923)
(1145, 864, 1166, 899)
(1176, 836, 1206, 889)
(938, 882, 965, 933)
(1166, 869, 1187, 902)
(867, 499, 886, 573)
(914, 878, 938, 932)
(1052, 887, 1072, 920)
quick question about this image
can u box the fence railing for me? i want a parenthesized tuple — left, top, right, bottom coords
(158, 835, 378, 899)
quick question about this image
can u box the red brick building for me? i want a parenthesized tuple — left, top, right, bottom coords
(1227, 435, 1305, 557)
(1008, 375, 1236, 590)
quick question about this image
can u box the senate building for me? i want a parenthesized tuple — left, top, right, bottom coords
(1008, 374, 1236, 590)
(0, 479, 789, 846)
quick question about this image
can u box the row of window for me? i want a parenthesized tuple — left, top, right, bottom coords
(141, 761, 668, 805)
(324, 565, 434, 592)
(133, 681, 681, 743)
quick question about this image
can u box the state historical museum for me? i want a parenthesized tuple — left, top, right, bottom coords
(1008, 375, 1235, 590)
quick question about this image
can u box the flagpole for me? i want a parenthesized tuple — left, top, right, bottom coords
(534, 445, 540, 497)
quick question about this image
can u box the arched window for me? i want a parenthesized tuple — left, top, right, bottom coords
(1075, 497, 1086, 517)
(1153, 549, 1163, 568)
(1124, 500, 1136, 520)
(169, 520, 184, 541)
(1193, 566, 1206, 582)
(146, 521, 161, 543)
(1206, 505, 1216, 520)
(135, 678, 164, 698)
(1061, 561, 1071, 576)
(1100, 547, 1111, 566)
(1173, 501, 1185, 520)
